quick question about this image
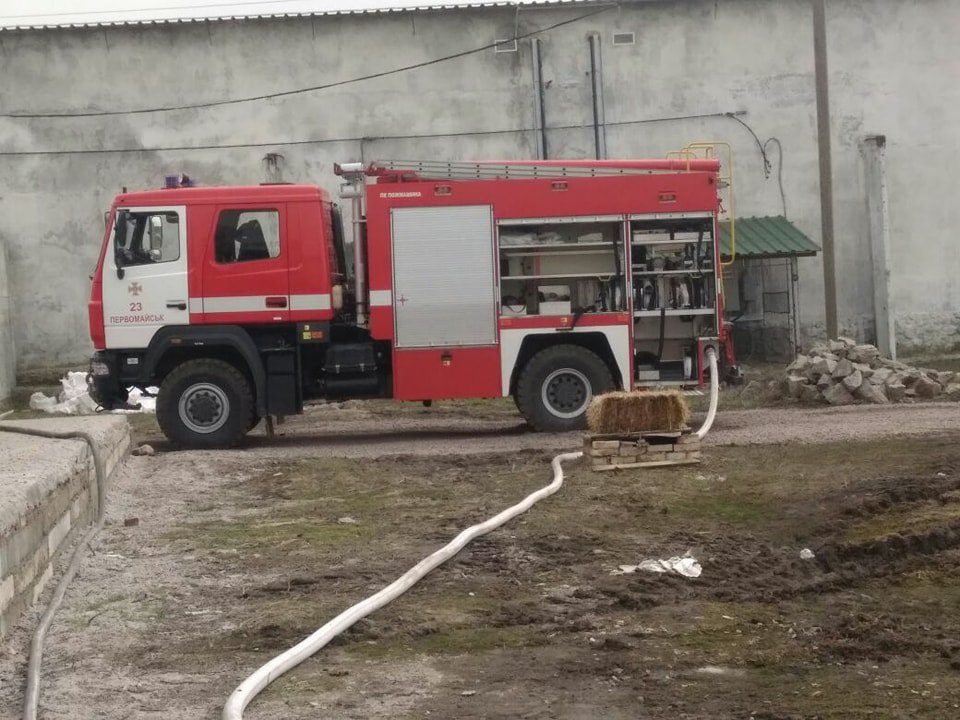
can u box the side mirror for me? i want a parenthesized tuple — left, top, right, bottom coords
(113, 209, 129, 279)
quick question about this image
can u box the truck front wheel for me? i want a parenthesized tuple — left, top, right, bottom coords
(515, 345, 614, 432)
(157, 358, 254, 448)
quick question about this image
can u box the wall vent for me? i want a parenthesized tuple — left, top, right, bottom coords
(612, 32, 635, 46)
(494, 37, 518, 53)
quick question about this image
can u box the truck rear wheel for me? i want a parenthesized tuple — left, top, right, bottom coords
(157, 358, 254, 448)
(515, 345, 614, 432)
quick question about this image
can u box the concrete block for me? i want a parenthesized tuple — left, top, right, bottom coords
(824, 383, 855, 405)
(31, 565, 53, 605)
(786, 355, 811, 373)
(914, 375, 941, 398)
(786, 375, 807, 398)
(886, 382, 907, 401)
(0, 416, 129, 639)
(800, 384, 822, 403)
(0, 574, 13, 614)
(47, 511, 71, 557)
(856, 382, 889, 404)
(832, 358, 853, 379)
(870, 367, 893, 385)
(842, 368, 863, 391)
(811, 356, 837, 378)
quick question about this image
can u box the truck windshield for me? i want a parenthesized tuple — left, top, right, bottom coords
(115, 210, 180, 266)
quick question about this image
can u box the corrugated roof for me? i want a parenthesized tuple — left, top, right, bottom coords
(719, 216, 820, 259)
(0, 0, 609, 31)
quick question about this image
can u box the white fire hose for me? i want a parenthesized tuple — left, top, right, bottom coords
(223, 348, 720, 719)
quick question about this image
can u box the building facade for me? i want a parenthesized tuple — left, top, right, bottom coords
(0, 0, 957, 377)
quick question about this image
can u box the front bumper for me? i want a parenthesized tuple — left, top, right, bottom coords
(87, 351, 129, 410)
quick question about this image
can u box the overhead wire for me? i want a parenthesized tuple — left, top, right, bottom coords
(0, 112, 738, 157)
(0, 6, 614, 119)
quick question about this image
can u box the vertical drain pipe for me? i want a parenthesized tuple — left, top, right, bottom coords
(589, 32, 607, 160)
(531, 37, 548, 160)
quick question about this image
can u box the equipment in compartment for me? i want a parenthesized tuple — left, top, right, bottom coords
(498, 219, 626, 317)
(630, 218, 719, 386)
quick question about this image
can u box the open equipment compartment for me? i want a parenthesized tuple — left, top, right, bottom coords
(497, 216, 627, 318)
(629, 214, 719, 386)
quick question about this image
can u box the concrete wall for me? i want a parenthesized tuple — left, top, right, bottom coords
(0, 417, 130, 637)
(0, 0, 957, 375)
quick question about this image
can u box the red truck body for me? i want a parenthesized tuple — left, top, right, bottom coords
(88, 159, 734, 447)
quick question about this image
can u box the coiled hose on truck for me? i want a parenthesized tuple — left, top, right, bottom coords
(223, 348, 721, 720)
(0, 419, 109, 720)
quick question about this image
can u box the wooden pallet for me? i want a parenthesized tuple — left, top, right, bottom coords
(584, 428, 702, 471)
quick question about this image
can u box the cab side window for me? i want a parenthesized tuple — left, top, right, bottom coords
(214, 209, 281, 264)
(114, 211, 181, 267)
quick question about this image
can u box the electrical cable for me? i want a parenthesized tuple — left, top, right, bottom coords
(763, 137, 787, 217)
(0, 111, 739, 158)
(725, 113, 788, 218)
(0, 421, 110, 720)
(223, 450, 584, 720)
(1, 7, 614, 119)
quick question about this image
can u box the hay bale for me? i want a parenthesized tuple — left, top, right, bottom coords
(586, 391, 690, 434)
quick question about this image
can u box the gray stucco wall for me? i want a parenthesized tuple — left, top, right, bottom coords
(0, 0, 957, 375)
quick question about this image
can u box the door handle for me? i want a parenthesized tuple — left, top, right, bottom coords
(166, 301, 187, 310)
(265, 296, 288, 308)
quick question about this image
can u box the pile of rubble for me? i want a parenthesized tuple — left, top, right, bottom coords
(781, 338, 959, 405)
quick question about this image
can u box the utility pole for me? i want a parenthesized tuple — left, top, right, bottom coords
(813, 0, 838, 339)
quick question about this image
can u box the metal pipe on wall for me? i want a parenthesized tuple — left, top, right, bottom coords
(812, 0, 838, 339)
(588, 33, 607, 160)
(531, 38, 548, 160)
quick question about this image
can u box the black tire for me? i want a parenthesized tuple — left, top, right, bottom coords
(515, 345, 615, 432)
(156, 358, 254, 448)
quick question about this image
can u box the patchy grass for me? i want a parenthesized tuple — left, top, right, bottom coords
(134, 433, 960, 717)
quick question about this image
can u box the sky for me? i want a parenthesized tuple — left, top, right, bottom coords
(0, 0, 574, 28)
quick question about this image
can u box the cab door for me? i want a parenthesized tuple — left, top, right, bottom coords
(199, 205, 290, 324)
(103, 205, 189, 348)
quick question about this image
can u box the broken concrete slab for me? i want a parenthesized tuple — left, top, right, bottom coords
(856, 382, 889, 404)
(914, 375, 942, 398)
(824, 383, 855, 406)
(842, 368, 864, 392)
(832, 358, 854, 379)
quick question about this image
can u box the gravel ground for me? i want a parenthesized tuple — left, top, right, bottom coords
(1, 399, 959, 719)
(226, 401, 960, 460)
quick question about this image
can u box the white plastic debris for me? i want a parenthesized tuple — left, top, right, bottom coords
(611, 554, 702, 578)
(28, 371, 157, 415)
(799, 548, 816, 560)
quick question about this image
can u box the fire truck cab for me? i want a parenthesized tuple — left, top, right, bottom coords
(88, 159, 734, 447)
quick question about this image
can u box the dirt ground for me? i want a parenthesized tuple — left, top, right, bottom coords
(2, 400, 960, 719)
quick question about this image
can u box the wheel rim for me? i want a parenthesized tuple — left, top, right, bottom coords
(541, 368, 592, 419)
(178, 382, 230, 434)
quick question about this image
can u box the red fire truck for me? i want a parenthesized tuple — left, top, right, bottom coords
(87, 159, 736, 447)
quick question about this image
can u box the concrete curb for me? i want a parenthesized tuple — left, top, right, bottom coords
(0, 416, 131, 637)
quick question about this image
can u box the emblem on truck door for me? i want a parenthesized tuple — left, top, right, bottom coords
(128, 282, 143, 296)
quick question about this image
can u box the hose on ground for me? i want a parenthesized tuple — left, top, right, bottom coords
(0, 421, 109, 720)
(696, 348, 720, 439)
(222, 450, 584, 720)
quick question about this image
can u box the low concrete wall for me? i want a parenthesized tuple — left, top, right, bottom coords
(0, 416, 130, 637)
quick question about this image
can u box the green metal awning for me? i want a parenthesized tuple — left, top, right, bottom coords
(719, 216, 820, 260)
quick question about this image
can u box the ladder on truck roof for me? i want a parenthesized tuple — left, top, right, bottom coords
(362, 158, 720, 181)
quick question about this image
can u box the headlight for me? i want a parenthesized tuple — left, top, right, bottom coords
(91, 361, 111, 376)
